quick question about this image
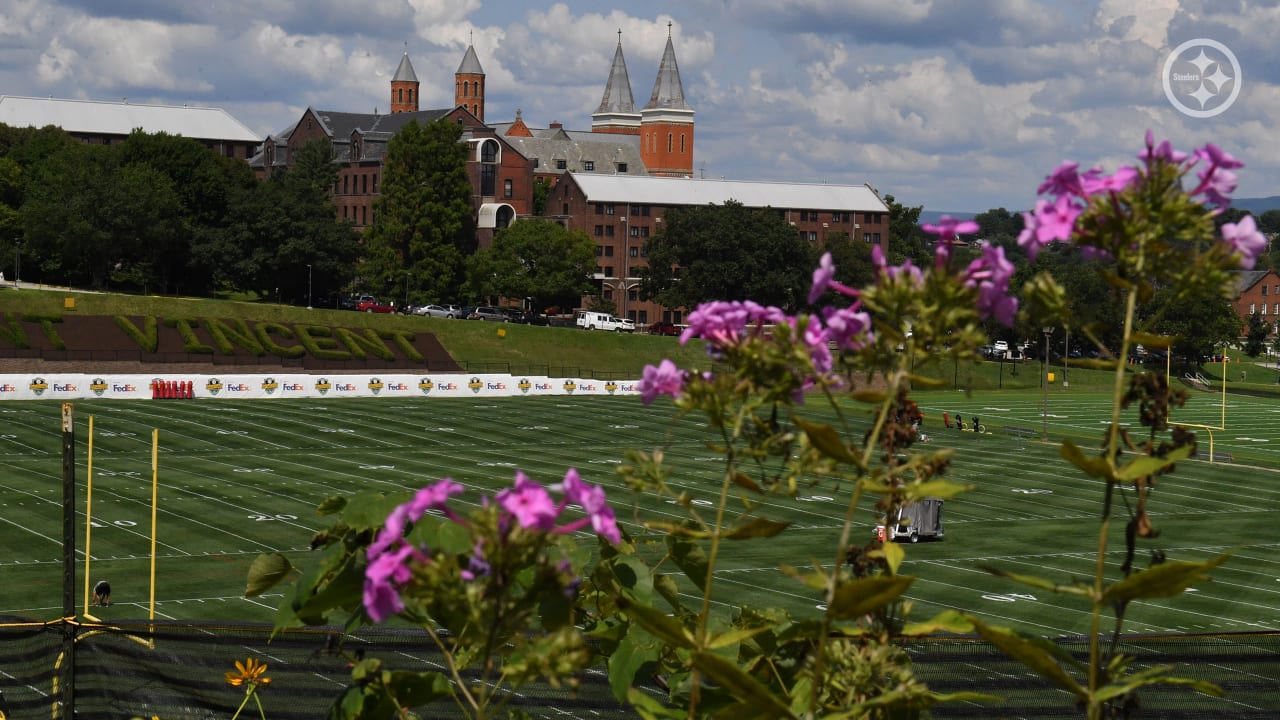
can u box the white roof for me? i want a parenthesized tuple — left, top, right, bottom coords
(0, 96, 261, 143)
(569, 173, 889, 212)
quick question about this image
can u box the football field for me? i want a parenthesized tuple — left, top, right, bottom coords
(2, 389, 1279, 639)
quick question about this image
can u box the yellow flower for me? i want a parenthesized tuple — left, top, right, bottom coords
(225, 657, 272, 687)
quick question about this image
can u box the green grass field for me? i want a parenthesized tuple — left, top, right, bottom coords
(3, 389, 1279, 641)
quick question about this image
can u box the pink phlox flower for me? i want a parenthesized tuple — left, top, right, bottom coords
(822, 304, 873, 351)
(1221, 215, 1267, 270)
(368, 504, 412, 559)
(496, 471, 558, 531)
(679, 300, 789, 351)
(555, 468, 622, 545)
(1036, 162, 1083, 197)
(808, 252, 859, 304)
(407, 478, 465, 522)
(363, 543, 423, 622)
(964, 245, 1019, 326)
(871, 244, 923, 285)
(1017, 196, 1081, 261)
(1195, 143, 1244, 170)
(922, 215, 980, 268)
(460, 538, 491, 581)
(1189, 143, 1244, 209)
(1080, 165, 1139, 196)
(638, 358, 685, 405)
(803, 319, 833, 375)
(1138, 132, 1188, 165)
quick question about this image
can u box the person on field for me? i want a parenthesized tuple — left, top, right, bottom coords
(971, 415, 980, 433)
(93, 580, 111, 607)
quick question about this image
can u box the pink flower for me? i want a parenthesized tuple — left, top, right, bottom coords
(922, 215, 980, 267)
(460, 538, 490, 581)
(1221, 215, 1267, 269)
(803, 319, 832, 375)
(363, 544, 422, 622)
(638, 359, 684, 405)
(1018, 196, 1081, 261)
(871, 245, 923, 285)
(1190, 143, 1244, 209)
(679, 300, 789, 352)
(1036, 161, 1083, 197)
(964, 245, 1018, 326)
(822, 304, 873, 351)
(496, 471, 558, 531)
(1081, 166, 1138, 195)
(557, 468, 622, 545)
(368, 478, 466, 559)
(1138, 131, 1188, 165)
(808, 252, 859, 304)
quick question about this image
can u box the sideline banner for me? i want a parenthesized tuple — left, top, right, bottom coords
(0, 373, 640, 401)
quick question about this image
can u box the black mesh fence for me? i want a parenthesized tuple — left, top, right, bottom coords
(2, 619, 1277, 719)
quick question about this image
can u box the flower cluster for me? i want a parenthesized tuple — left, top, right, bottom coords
(363, 470, 621, 622)
(1018, 132, 1264, 269)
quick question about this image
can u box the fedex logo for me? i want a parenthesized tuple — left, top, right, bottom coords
(620, 384, 636, 392)
(0, 384, 16, 393)
(226, 383, 250, 392)
(335, 383, 356, 392)
(283, 383, 304, 391)
(112, 384, 138, 392)
(387, 382, 408, 391)
(580, 384, 596, 391)
(54, 384, 78, 392)
(536, 383, 553, 390)
(486, 382, 507, 390)
(439, 382, 458, 391)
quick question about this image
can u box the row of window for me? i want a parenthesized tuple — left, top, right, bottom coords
(596, 245, 648, 257)
(594, 225, 652, 239)
(594, 204, 654, 216)
(1261, 284, 1280, 296)
(1249, 303, 1280, 315)
(394, 87, 415, 105)
(532, 158, 629, 173)
(336, 173, 379, 196)
(460, 80, 484, 97)
(794, 210, 884, 224)
(341, 204, 370, 226)
(645, 131, 687, 155)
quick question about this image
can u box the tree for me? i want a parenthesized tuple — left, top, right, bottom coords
(1147, 285, 1242, 367)
(973, 207, 1025, 244)
(1244, 311, 1269, 357)
(532, 177, 550, 216)
(639, 200, 812, 311)
(466, 220, 595, 312)
(363, 119, 474, 301)
(817, 231, 875, 302)
(883, 193, 931, 267)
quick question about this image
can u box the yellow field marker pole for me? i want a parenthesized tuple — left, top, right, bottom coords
(149, 428, 159, 629)
(82, 415, 98, 622)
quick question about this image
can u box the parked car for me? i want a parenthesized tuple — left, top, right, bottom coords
(468, 306, 508, 321)
(356, 298, 396, 313)
(576, 310, 635, 332)
(414, 304, 463, 319)
(648, 321, 680, 336)
(502, 308, 528, 323)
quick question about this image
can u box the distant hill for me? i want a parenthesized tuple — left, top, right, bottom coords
(1235, 196, 1280, 214)
(918, 210, 978, 225)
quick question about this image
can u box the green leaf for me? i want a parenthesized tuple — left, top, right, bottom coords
(905, 373, 945, 388)
(966, 615, 1085, 699)
(794, 416, 859, 464)
(1130, 332, 1174, 350)
(611, 555, 655, 605)
(706, 626, 771, 650)
(691, 650, 798, 719)
(877, 541, 905, 575)
(382, 670, 452, 707)
(977, 566, 1093, 597)
(626, 687, 686, 719)
(778, 563, 828, 592)
(850, 390, 887, 403)
(1115, 445, 1193, 481)
(617, 595, 696, 650)
(1094, 670, 1223, 703)
(1101, 553, 1230, 604)
(901, 609, 974, 636)
(731, 471, 763, 493)
(653, 572, 684, 612)
(608, 635, 661, 702)
(667, 534, 710, 590)
(316, 495, 348, 516)
(1059, 440, 1113, 480)
(828, 576, 915, 620)
(245, 552, 294, 597)
(725, 517, 791, 540)
(904, 479, 973, 501)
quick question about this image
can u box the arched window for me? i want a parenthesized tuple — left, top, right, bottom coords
(407, 89, 413, 105)
(463, 81, 470, 97)
(680, 134, 686, 153)
(397, 88, 403, 103)
(480, 139, 498, 196)
(667, 133, 673, 153)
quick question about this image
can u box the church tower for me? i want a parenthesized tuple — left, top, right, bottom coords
(591, 30, 641, 135)
(455, 38, 486, 122)
(640, 23, 694, 177)
(390, 51, 419, 114)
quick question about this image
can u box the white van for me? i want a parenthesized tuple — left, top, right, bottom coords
(875, 498, 945, 543)
(576, 311, 635, 332)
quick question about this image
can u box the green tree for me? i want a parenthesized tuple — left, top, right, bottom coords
(973, 207, 1025, 244)
(817, 231, 875, 302)
(639, 200, 812, 310)
(532, 177, 550, 216)
(882, 193, 931, 267)
(364, 119, 474, 301)
(1244, 311, 1269, 358)
(466, 220, 595, 312)
(1148, 285, 1242, 367)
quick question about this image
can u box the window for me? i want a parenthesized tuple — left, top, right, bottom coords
(630, 205, 641, 215)
(1264, 304, 1269, 315)
(594, 226, 604, 237)
(605, 204, 616, 215)
(630, 246, 639, 257)
(556, 159, 567, 170)
(362, 174, 368, 194)
(584, 161, 594, 171)
(641, 227, 650, 238)
(628, 310, 637, 321)
(616, 162, 628, 172)
(595, 203, 604, 215)
(481, 140, 497, 163)
(407, 89, 413, 105)
(604, 246, 614, 257)
(630, 226, 640, 238)
(361, 206, 367, 225)
(1263, 285, 1269, 296)
(680, 134, 686, 153)
(1275, 303, 1279, 314)
(638, 310, 648, 324)
(503, 179, 512, 199)
(628, 289, 639, 301)
(596, 244, 604, 255)
(641, 205, 651, 216)
(533, 158, 540, 168)
(605, 226, 615, 237)
(667, 133, 673, 153)
(373, 173, 378, 193)
(343, 176, 349, 194)
(398, 88, 404, 103)
(864, 233, 873, 243)
(562, 202, 569, 215)
(463, 81, 469, 97)
(603, 289, 614, 300)
(1250, 303, 1257, 313)
(481, 164, 496, 196)
(807, 231, 818, 242)
(604, 266, 614, 277)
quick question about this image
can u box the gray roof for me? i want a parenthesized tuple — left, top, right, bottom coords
(595, 39, 637, 115)
(503, 132, 644, 176)
(1236, 269, 1272, 295)
(392, 53, 418, 83)
(569, 174, 889, 212)
(308, 107, 452, 141)
(644, 35, 689, 111)
(457, 45, 484, 75)
(0, 95, 261, 142)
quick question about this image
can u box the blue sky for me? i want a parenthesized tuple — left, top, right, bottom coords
(2, 0, 1277, 212)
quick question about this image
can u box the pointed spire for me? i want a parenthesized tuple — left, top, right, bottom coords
(457, 43, 484, 75)
(595, 29, 637, 115)
(392, 50, 418, 83)
(645, 25, 689, 111)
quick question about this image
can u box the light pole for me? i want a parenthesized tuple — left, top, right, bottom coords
(306, 264, 313, 309)
(13, 240, 20, 289)
(1042, 326, 1053, 440)
(1063, 326, 1070, 388)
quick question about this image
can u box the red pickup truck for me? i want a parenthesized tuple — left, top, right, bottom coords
(356, 298, 396, 313)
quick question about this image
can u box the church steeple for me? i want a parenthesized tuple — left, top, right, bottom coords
(390, 48, 419, 114)
(455, 34, 486, 122)
(640, 23, 695, 176)
(591, 30, 641, 135)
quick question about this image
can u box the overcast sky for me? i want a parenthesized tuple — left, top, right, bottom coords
(2, 0, 1277, 212)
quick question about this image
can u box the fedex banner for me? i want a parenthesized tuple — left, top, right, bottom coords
(0, 373, 640, 401)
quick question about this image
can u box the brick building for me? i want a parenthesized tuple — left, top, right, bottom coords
(0, 95, 260, 160)
(1233, 269, 1280, 335)
(548, 173, 891, 325)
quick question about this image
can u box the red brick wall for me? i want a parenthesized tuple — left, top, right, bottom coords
(1234, 271, 1280, 335)
(639, 121, 694, 177)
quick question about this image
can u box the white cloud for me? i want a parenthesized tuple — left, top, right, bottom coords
(54, 17, 215, 92)
(1095, 0, 1179, 50)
